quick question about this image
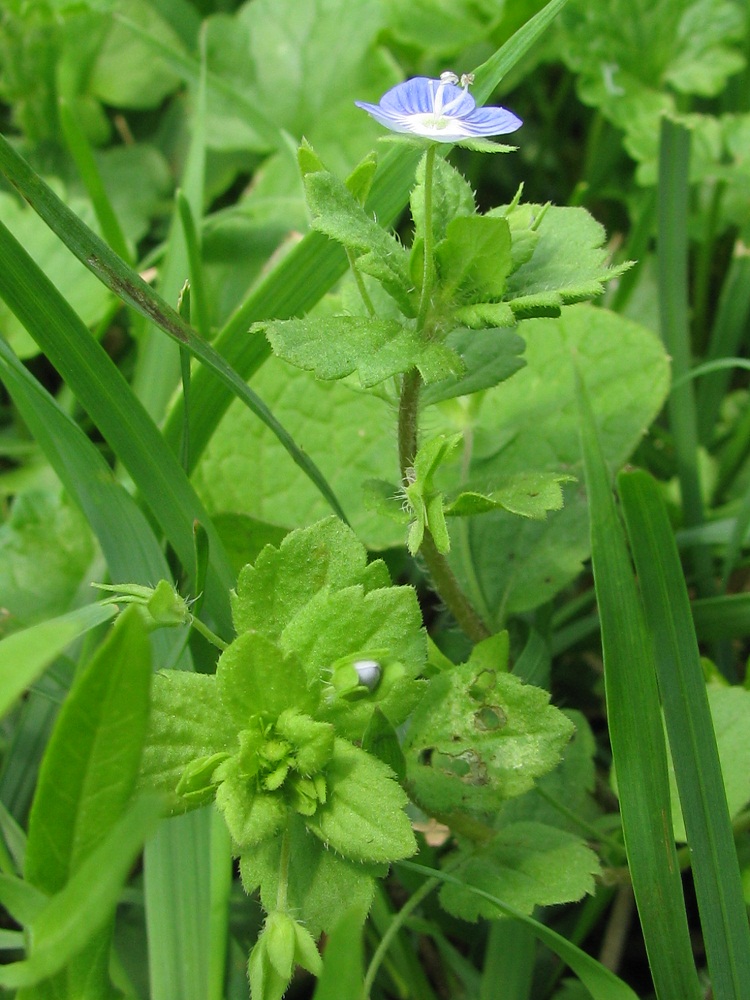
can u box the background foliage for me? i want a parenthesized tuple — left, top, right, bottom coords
(0, 0, 749, 998)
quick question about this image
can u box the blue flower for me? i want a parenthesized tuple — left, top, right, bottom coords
(355, 72, 522, 143)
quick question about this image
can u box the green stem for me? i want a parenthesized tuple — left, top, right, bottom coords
(189, 614, 229, 651)
(420, 532, 491, 642)
(276, 827, 291, 911)
(416, 144, 437, 331)
(398, 368, 421, 472)
(346, 248, 377, 317)
(362, 874, 439, 1000)
(397, 370, 490, 642)
(398, 143, 491, 644)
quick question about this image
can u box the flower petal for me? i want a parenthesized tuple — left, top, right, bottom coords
(355, 75, 522, 144)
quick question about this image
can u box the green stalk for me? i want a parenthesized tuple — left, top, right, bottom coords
(416, 144, 437, 331)
(362, 875, 439, 1000)
(397, 145, 490, 643)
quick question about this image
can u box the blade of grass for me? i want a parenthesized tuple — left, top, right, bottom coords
(0, 604, 117, 720)
(144, 809, 213, 1000)
(0, 336, 190, 669)
(692, 592, 750, 640)
(176, 190, 211, 341)
(0, 133, 347, 522)
(130, 32, 207, 422)
(657, 117, 711, 594)
(576, 367, 702, 1000)
(617, 469, 750, 1000)
(161, 0, 571, 471)
(0, 216, 234, 634)
(397, 860, 638, 1000)
(696, 253, 750, 448)
(58, 97, 132, 265)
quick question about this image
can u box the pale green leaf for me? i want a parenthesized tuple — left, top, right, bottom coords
(405, 663, 574, 815)
(262, 314, 463, 388)
(445, 305, 670, 619)
(439, 821, 599, 920)
(231, 517, 390, 639)
(138, 673, 238, 814)
(240, 815, 379, 938)
(305, 739, 416, 863)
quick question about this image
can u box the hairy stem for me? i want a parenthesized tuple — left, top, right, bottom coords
(276, 827, 290, 911)
(416, 144, 437, 331)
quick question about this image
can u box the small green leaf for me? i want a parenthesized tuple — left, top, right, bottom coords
(303, 170, 414, 315)
(436, 215, 513, 301)
(240, 814, 380, 937)
(345, 152, 378, 205)
(445, 472, 575, 520)
(25, 607, 152, 895)
(305, 739, 416, 863)
(405, 663, 574, 814)
(454, 138, 518, 154)
(279, 584, 426, 740)
(139, 672, 238, 813)
(231, 517, 390, 640)
(420, 326, 526, 405)
(410, 154, 475, 245)
(261, 315, 463, 387)
(438, 821, 599, 920)
(216, 631, 317, 729)
(404, 433, 462, 554)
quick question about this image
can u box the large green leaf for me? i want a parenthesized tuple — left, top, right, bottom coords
(21, 608, 152, 997)
(445, 304, 670, 620)
(439, 821, 599, 920)
(0, 489, 95, 629)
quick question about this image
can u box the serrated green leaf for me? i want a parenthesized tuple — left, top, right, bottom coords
(410, 154, 476, 245)
(240, 815, 379, 938)
(439, 821, 599, 920)
(453, 301, 517, 328)
(262, 315, 463, 388)
(216, 632, 317, 730)
(454, 138, 518, 153)
(445, 472, 575, 520)
(231, 517, 389, 639)
(279, 584, 426, 740)
(436, 215, 513, 302)
(497, 710, 601, 835)
(303, 170, 414, 316)
(503, 204, 629, 311)
(421, 326, 526, 404)
(405, 663, 574, 815)
(138, 672, 238, 814)
(305, 739, 415, 863)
